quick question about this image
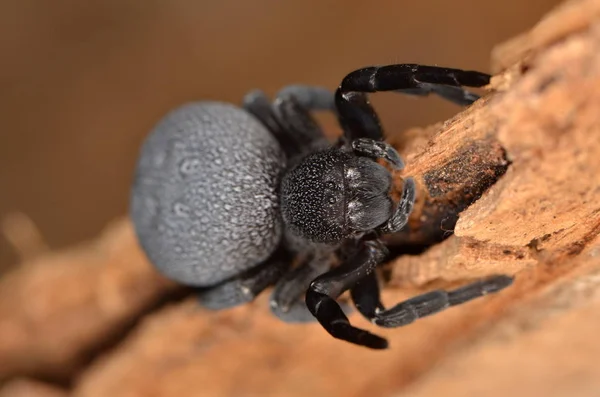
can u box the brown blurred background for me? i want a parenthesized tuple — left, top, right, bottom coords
(0, 0, 561, 269)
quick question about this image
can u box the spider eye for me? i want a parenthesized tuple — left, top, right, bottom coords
(327, 196, 337, 204)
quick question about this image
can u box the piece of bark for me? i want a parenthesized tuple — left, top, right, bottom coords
(71, 1, 600, 396)
(491, 0, 600, 73)
(391, 0, 600, 287)
(386, 110, 510, 246)
(0, 378, 68, 397)
(396, 236, 600, 397)
(1, 212, 50, 265)
(73, 286, 519, 397)
(0, 219, 177, 381)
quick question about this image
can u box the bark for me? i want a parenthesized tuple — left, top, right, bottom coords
(0, 219, 178, 381)
(0, 378, 67, 397)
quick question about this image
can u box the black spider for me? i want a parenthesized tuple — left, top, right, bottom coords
(130, 64, 513, 349)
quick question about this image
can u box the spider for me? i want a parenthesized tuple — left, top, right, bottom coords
(130, 63, 513, 349)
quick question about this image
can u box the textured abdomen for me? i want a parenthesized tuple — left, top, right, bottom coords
(130, 102, 285, 286)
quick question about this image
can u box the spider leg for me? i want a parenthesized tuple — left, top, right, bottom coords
(351, 274, 513, 328)
(305, 239, 389, 349)
(335, 64, 491, 141)
(394, 83, 481, 106)
(270, 250, 334, 322)
(378, 177, 417, 234)
(198, 249, 291, 310)
(242, 90, 282, 134)
(242, 89, 329, 159)
(272, 92, 327, 152)
(350, 272, 384, 319)
(351, 138, 405, 169)
(275, 85, 335, 111)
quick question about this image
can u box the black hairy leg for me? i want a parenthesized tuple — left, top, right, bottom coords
(351, 274, 514, 328)
(397, 83, 481, 106)
(350, 272, 384, 320)
(270, 250, 334, 322)
(351, 138, 405, 170)
(335, 64, 491, 141)
(275, 85, 335, 111)
(242, 86, 332, 159)
(305, 239, 390, 349)
(197, 248, 292, 310)
(378, 177, 417, 234)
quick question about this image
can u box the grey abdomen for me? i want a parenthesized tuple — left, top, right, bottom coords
(130, 102, 285, 286)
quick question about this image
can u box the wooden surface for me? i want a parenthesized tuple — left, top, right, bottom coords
(0, 220, 176, 381)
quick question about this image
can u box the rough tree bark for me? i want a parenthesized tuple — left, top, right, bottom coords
(0, 220, 178, 381)
(1, 0, 600, 395)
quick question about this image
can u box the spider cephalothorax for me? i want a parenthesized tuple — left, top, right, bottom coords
(131, 64, 513, 349)
(281, 147, 396, 244)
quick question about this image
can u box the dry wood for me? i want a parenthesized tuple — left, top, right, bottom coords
(0, 219, 177, 381)
(0, 378, 67, 397)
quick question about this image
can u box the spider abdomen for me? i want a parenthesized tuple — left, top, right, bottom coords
(130, 102, 285, 286)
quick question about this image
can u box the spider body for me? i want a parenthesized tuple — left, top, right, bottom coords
(281, 147, 395, 244)
(131, 64, 513, 349)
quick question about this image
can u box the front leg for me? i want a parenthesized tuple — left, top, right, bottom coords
(305, 239, 389, 349)
(335, 64, 490, 142)
(378, 177, 416, 234)
(350, 274, 514, 327)
(351, 138, 405, 170)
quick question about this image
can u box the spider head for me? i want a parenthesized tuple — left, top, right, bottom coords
(280, 148, 393, 244)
